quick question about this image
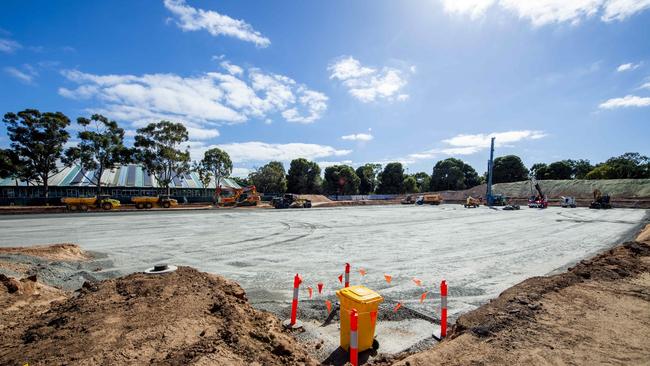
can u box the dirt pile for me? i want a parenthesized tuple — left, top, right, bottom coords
(380, 237, 650, 365)
(0, 243, 91, 261)
(299, 194, 332, 203)
(1, 266, 318, 366)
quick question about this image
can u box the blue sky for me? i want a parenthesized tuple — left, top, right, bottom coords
(1, 0, 649, 177)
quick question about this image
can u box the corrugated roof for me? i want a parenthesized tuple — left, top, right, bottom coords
(0, 164, 241, 189)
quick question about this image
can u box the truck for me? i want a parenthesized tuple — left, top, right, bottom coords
(416, 194, 442, 205)
(272, 194, 312, 209)
(131, 195, 178, 209)
(561, 196, 577, 208)
(61, 195, 121, 211)
(401, 195, 417, 204)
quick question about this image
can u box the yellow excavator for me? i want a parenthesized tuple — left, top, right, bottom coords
(590, 189, 612, 209)
(217, 185, 260, 207)
(464, 196, 481, 208)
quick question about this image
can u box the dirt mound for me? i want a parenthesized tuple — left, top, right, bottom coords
(637, 224, 650, 243)
(1, 267, 318, 366)
(0, 243, 91, 261)
(383, 239, 650, 366)
(298, 194, 332, 203)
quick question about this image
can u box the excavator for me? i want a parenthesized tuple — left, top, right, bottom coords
(590, 189, 612, 209)
(528, 180, 548, 208)
(217, 185, 260, 207)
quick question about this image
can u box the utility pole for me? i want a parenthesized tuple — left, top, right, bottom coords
(486, 137, 495, 206)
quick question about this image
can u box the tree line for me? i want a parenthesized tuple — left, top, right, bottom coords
(1, 109, 648, 198)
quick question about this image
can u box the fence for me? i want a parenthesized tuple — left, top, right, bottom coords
(327, 194, 398, 201)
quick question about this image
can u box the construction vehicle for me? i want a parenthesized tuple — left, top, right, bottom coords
(272, 194, 312, 209)
(464, 196, 481, 208)
(590, 189, 612, 209)
(401, 195, 417, 204)
(561, 196, 577, 208)
(528, 181, 548, 209)
(416, 194, 442, 205)
(217, 186, 260, 207)
(503, 197, 520, 210)
(61, 195, 121, 211)
(131, 195, 178, 209)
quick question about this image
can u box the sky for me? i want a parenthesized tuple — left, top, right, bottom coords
(1, 0, 649, 177)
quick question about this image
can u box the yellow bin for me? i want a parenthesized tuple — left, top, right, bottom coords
(336, 285, 383, 352)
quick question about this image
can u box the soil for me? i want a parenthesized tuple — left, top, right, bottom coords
(0, 266, 318, 366)
(374, 226, 650, 365)
(0, 243, 91, 261)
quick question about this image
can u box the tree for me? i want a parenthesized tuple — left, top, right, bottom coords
(492, 155, 528, 183)
(192, 161, 212, 197)
(567, 159, 593, 179)
(231, 176, 252, 187)
(356, 163, 381, 194)
(249, 161, 287, 193)
(202, 148, 232, 192)
(430, 158, 479, 191)
(323, 165, 360, 195)
(545, 161, 573, 180)
(0, 148, 31, 184)
(403, 175, 418, 193)
(529, 163, 548, 180)
(412, 172, 431, 193)
(134, 121, 190, 195)
(376, 162, 404, 194)
(3, 109, 71, 198)
(62, 114, 131, 195)
(287, 158, 321, 194)
(585, 153, 650, 179)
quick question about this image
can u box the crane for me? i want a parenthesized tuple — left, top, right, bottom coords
(528, 178, 548, 208)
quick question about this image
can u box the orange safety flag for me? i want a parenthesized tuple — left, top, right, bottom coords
(308, 287, 313, 299)
(338, 274, 343, 284)
(317, 282, 324, 294)
(370, 310, 378, 325)
(359, 268, 367, 276)
(393, 302, 402, 312)
(384, 274, 392, 284)
(420, 292, 428, 303)
(412, 277, 422, 286)
(326, 300, 332, 313)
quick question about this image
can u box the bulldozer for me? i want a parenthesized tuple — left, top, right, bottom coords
(217, 186, 260, 207)
(131, 195, 178, 209)
(62, 195, 121, 211)
(589, 189, 612, 209)
(464, 196, 481, 208)
(272, 194, 312, 209)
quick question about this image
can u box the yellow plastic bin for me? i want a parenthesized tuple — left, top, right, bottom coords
(336, 285, 383, 352)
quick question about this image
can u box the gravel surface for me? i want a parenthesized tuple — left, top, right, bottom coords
(0, 205, 646, 355)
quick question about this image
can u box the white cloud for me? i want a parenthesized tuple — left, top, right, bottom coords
(640, 81, 650, 89)
(439, 0, 650, 25)
(231, 167, 251, 178)
(341, 133, 374, 141)
(616, 62, 641, 72)
(215, 141, 351, 163)
(220, 61, 244, 76)
(0, 38, 21, 53)
(328, 56, 412, 103)
(599, 95, 650, 109)
(163, 0, 270, 47)
(58, 61, 327, 139)
(409, 130, 547, 160)
(4, 65, 38, 84)
(316, 160, 354, 169)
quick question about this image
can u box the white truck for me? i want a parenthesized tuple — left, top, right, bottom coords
(560, 196, 577, 208)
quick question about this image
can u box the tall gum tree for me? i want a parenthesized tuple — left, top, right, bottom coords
(3, 109, 70, 199)
(63, 114, 131, 195)
(134, 121, 190, 196)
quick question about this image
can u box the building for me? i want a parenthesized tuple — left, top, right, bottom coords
(0, 164, 242, 205)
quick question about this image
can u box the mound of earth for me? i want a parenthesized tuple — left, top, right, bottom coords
(379, 232, 650, 365)
(0, 266, 318, 366)
(0, 243, 91, 261)
(298, 194, 332, 203)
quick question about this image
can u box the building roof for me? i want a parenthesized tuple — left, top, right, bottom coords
(0, 164, 241, 189)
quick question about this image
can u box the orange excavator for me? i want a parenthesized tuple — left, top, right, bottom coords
(216, 185, 260, 207)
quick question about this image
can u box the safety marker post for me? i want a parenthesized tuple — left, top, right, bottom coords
(420, 291, 428, 303)
(317, 282, 324, 294)
(441, 279, 448, 338)
(283, 273, 303, 329)
(412, 277, 422, 286)
(308, 286, 313, 299)
(393, 302, 402, 312)
(350, 308, 359, 366)
(384, 274, 392, 284)
(359, 268, 366, 276)
(338, 274, 343, 284)
(345, 262, 350, 288)
(326, 299, 332, 314)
